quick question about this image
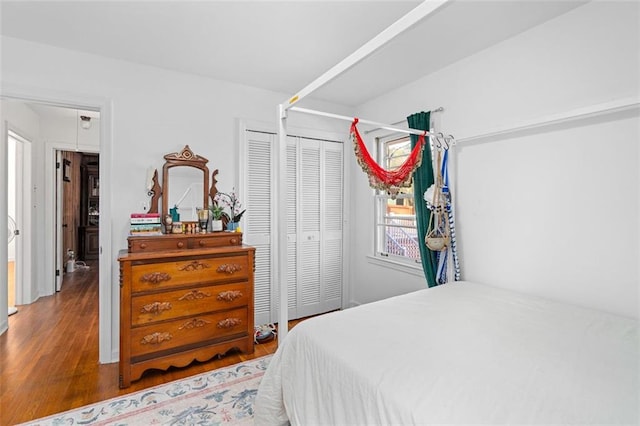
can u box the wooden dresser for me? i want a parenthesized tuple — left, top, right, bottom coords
(118, 232, 255, 388)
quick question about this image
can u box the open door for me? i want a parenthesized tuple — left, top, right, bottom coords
(7, 132, 19, 315)
(1, 120, 8, 333)
(55, 150, 63, 292)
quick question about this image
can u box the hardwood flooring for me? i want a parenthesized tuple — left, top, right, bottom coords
(0, 262, 293, 425)
(7, 260, 15, 307)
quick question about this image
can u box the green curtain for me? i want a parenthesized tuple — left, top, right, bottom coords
(408, 112, 438, 287)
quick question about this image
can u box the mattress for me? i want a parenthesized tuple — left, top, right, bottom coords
(254, 281, 639, 425)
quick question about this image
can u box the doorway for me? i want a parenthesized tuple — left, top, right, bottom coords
(57, 149, 100, 292)
(1, 89, 112, 363)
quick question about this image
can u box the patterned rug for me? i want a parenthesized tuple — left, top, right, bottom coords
(21, 355, 272, 426)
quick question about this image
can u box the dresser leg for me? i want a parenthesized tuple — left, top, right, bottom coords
(119, 373, 131, 389)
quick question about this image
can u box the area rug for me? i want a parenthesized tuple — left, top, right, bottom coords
(22, 355, 272, 426)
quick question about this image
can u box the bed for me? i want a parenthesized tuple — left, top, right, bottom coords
(254, 281, 639, 425)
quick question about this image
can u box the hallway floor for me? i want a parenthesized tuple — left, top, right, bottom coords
(7, 260, 15, 308)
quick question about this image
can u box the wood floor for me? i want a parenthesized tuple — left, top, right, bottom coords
(0, 262, 292, 425)
(8, 260, 15, 307)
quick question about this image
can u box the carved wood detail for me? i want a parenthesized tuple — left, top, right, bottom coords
(178, 318, 212, 330)
(217, 290, 243, 302)
(140, 272, 171, 284)
(209, 169, 219, 205)
(148, 169, 161, 214)
(178, 289, 212, 301)
(216, 263, 243, 274)
(140, 332, 172, 345)
(217, 318, 242, 329)
(140, 301, 172, 315)
(178, 260, 211, 272)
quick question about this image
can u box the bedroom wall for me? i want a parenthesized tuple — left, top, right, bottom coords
(351, 1, 639, 318)
(0, 35, 353, 357)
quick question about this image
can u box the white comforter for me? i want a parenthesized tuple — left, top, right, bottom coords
(254, 281, 639, 425)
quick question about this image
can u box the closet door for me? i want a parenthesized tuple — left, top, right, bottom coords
(297, 138, 322, 318)
(243, 129, 344, 325)
(243, 130, 274, 327)
(294, 137, 343, 318)
(322, 141, 344, 312)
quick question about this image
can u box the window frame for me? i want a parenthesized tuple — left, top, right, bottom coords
(371, 133, 423, 271)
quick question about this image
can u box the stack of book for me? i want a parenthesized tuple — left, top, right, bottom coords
(130, 213, 162, 236)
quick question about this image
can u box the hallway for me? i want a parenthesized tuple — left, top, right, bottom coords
(1, 263, 103, 424)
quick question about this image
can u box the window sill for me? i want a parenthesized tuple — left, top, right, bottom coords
(366, 255, 425, 277)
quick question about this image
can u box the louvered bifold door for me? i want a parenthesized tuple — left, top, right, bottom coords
(322, 140, 344, 312)
(244, 131, 273, 326)
(297, 138, 322, 318)
(243, 129, 344, 324)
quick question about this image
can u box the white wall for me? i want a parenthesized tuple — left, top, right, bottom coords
(0, 35, 352, 358)
(351, 1, 639, 318)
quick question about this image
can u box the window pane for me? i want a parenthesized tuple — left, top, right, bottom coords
(375, 136, 421, 265)
(384, 139, 411, 169)
(381, 201, 420, 261)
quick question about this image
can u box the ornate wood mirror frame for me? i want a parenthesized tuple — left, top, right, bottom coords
(147, 145, 219, 223)
(162, 145, 209, 221)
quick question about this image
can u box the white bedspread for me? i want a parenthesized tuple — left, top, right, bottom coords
(254, 281, 639, 425)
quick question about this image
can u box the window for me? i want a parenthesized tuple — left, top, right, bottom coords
(374, 135, 421, 266)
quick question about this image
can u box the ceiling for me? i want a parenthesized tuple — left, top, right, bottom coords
(1, 1, 587, 107)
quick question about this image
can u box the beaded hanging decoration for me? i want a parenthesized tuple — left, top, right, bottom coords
(350, 118, 426, 198)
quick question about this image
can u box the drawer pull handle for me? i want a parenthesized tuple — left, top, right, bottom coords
(177, 242, 184, 248)
(178, 290, 212, 301)
(199, 240, 206, 246)
(217, 318, 242, 329)
(217, 290, 243, 302)
(217, 263, 243, 274)
(140, 272, 171, 284)
(140, 332, 172, 345)
(178, 260, 211, 272)
(140, 301, 172, 314)
(140, 243, 147, 249)
(230, 238, 238, 245)
(178, 318, 211, 330)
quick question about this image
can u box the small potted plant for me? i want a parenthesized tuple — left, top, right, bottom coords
(215, 189, 246, 232)
(208, 203, 227, 232)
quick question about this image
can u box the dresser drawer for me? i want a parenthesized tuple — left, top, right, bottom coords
(130, 307, 248, 358)
(128, 233, 242, 253)
(131, 255, 249, 293)
(193, 234, 242, 249)
(132, 282, 250, 326)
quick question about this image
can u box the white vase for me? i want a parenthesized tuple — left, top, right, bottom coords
(210, 219, 223, 232)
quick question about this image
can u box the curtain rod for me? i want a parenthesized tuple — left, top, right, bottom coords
(289, 106, 431, 136)
(363, 107, 444, 135)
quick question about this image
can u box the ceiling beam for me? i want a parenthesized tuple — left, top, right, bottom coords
(283, 0, 451, 109)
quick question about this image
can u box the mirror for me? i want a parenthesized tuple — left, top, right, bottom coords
(161, 145, 210, 224)
(167, 167, 204, 221)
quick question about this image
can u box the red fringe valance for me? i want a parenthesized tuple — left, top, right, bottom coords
(350, 118, 426, 197)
